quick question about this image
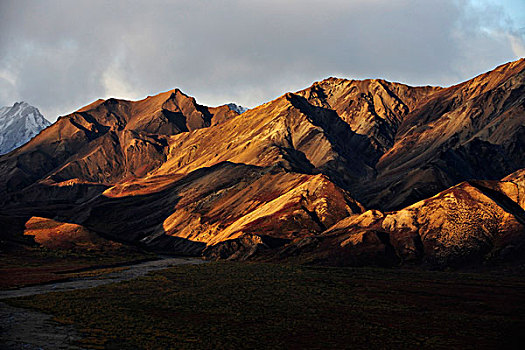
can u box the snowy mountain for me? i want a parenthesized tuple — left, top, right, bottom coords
(0, 102, 51, 155)
(226, 103, 248, 114)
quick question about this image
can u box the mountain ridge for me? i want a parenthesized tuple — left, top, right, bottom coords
(1, 58, 524, 268)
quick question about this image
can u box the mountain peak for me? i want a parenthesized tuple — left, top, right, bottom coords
(226, 103, 248, 114)
(0, 102, 50, 155)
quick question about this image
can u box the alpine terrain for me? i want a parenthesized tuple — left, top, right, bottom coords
(0, 102, 50, 155)
(1, 59, 524, 268)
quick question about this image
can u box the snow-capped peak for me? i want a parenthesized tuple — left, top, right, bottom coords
(0, 102, 51, 155)
(226, 103, 248, 114)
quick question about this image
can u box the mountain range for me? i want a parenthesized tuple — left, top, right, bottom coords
(0, 102, 50, 155)
(1, 58, 524, 268)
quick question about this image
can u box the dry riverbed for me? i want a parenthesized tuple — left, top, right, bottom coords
(0, 257, 204, 349)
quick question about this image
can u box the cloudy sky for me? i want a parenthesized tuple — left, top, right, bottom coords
(0, 0, 524, 122)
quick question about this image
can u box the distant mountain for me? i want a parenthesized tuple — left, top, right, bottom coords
(0, 59, 524, 268)
(227, 103, 248, 114)
(0, 102, 50, 155)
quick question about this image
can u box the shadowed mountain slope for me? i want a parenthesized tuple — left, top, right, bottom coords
(366, 58, 525, 209)
(68, 162, 364, 256)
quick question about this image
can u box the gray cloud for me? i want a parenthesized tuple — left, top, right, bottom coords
(0, 0, 523, 121)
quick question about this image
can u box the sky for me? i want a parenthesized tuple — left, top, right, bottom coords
(0, 0, 524, 122)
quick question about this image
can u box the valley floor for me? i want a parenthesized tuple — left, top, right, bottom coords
(2, 262, 525, 349)
(0, 245, 159, 289)
(0, 257, 204, 349)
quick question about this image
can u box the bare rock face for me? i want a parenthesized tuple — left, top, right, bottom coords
(1, 59, 524, 268)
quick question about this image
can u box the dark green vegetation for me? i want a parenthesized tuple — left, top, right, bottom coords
(8, 262, 525, 349)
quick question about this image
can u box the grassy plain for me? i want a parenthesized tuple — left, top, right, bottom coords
(7, 262, 525, 349)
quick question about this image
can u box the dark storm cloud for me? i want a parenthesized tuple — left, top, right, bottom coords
(0, 0, 523, 121)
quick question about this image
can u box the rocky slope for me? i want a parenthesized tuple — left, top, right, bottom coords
(1, 59, 524, 268)
(262, 168, 525, 267)
(0, 102, 50, 155)
(0, 90, 238, 201)
(68, 162, 364, 256)
(367, 58, 525, 209)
